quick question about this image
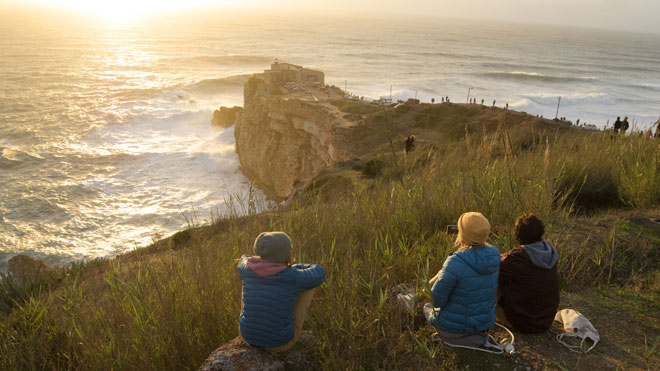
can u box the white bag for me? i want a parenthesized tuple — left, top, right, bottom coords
(554, 309, 600, 353)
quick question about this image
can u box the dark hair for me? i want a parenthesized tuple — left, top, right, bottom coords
(514, 213, 545, 245)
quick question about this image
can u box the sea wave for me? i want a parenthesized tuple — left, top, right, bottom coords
(639, 83, 660, 92)
(1, 126, 38, 143)
(183, 74, 250, 95)
(417, 51, 486, 61)
(189, 55, 273, 65)
(0, 146, 42, 169)
(523, 92, 616, 106)
(481, 71, 595, 83)
(0, 156, 20, 169)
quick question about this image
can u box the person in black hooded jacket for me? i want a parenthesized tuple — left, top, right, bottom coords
(497, 214, 559, 333)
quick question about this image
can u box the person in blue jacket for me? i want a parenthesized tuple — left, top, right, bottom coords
(423, 212, 500, 347)
(238, 231, 325, 351)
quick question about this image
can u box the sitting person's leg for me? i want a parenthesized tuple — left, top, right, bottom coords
(437, 330, 488, 347)
(267, 288, 316, 352)
(424, 303, 488, 347)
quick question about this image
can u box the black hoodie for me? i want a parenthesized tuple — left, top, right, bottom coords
(498, 240, 560, 333)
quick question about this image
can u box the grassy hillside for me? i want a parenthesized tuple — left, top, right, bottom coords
(1, 104, 659, 370)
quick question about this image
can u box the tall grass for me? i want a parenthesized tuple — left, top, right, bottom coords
(1, 125, 659, 369)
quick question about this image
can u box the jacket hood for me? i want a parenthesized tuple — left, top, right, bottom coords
(455, 245, 500, 275)
(523, 240, 558, 269)
(247, 256, 288, 277)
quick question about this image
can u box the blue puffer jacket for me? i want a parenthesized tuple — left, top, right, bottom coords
(428, 245, 500, 334)
(238, 255, 325, 347)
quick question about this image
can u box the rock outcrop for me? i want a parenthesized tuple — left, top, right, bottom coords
(199, 333, 319, 371)
(234, 76, 349, 201)
(211, 106, 243, 128)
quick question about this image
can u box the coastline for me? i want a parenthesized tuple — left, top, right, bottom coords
(2, 83, 659, 367)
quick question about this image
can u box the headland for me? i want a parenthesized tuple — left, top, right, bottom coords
(231, 61, 574, 203)
(2, 63, 659, 370)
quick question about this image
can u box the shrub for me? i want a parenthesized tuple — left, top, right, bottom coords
(554, 161, 623, 213)
(361, 158, 384, 178)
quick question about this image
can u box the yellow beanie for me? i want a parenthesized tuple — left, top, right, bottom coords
(457, 212, 490, 245)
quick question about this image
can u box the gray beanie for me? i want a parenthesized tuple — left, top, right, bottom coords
(254, 232, 292, 264)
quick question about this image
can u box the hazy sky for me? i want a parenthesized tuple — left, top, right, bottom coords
(2, 0, 659, 33)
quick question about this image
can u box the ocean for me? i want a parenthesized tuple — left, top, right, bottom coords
(1, 13, 659, 272)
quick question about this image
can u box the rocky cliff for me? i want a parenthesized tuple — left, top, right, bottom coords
(234, 76, 349, 201)
(211, 106, 243, 128)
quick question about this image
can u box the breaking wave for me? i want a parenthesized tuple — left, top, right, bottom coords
(183, 74, 250, 95)
(0, 146, 42, 169)
(522, 92, 616, 106)
(481, 71, 595, 83)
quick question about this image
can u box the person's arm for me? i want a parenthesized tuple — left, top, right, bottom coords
(293, 263, 326, 290)
(237, 254, 250, 276)
(429, 270, 441, 286)
(431, 256, 459, 309)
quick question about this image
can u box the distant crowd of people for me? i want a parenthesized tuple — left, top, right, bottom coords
(610, 116, 660, 138)
(436, 96, 508, 109)
(427, 97, 660, 137)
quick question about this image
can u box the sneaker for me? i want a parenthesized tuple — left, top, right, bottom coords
(393, 284, 417, 314)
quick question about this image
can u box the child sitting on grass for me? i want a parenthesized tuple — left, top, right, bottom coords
(238, 232, 325, 351)
(423, 212, 500, 347)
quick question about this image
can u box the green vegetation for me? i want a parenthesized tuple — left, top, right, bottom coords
(1, 110, 659, 370)
(330, 99, 380, 115)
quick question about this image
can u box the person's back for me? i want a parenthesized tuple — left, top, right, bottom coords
(405, 134, 415, 154)
(429, 244, 500, 334)
(238, 232, 325, 349)
(498, 214, 559, 333)
(425, 212, 500, 346)
(622, 116, 630, 132)
(614, 117, 621, 133)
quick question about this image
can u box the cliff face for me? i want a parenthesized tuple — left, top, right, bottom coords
(234, 77, 348, 201)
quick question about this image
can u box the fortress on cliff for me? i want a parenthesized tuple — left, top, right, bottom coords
(253, 60, 325, 95)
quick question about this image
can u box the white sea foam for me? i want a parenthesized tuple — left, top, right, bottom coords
(523, 92, 615, 106)
(509, 98, 532, 108)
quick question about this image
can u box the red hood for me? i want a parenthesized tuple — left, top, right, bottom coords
(247, 256, 288, 277)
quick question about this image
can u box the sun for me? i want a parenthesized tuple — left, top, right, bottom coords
(22, 0, 236, 24)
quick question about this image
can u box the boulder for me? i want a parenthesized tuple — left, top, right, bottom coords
(199, 332, 319, 371)
(8, 255, 60, 282)
(211, 106, 243, 128)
